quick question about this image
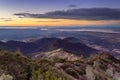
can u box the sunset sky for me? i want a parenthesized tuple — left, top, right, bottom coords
(0, 0, 120, 27)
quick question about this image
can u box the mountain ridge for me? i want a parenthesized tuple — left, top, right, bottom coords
(33, 48, 80, 61)
(0, 37, 98, 57)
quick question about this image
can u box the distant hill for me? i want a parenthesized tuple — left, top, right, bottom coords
(0, 37, 98, 57)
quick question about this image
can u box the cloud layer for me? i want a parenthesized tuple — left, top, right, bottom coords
(14, 8, 120, 20)
(57, 29, 120, 33)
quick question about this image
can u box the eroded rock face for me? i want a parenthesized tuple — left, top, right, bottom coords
(0, 50, 120, 80)
(105, 66, 120, 80)
(114, 73, 120, 80)
(33, 48, 79, 61)
(0, 73, 13, 80)
(57, 53, 120, 80)
(86, 65, 95, 80)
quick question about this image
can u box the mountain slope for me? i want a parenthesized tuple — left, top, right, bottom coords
(33, 48, 80, 61)
(0, 37, 98, 57)
(57, 53, 120, 80)
(0, 50, 31, 80)
(0, 50, 120, 80)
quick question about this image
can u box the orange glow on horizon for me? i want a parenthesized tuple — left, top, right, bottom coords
(0, 18, 120, 27)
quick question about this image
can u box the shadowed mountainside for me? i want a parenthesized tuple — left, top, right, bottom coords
(0, 37, 98, 57)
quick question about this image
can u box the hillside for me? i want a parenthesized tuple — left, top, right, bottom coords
(0, 50, 31, 80)
(0, 50, 120, 80)
(33, 48, 80, 61)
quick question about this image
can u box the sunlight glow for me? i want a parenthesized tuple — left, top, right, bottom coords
(0, 18, 120, 27)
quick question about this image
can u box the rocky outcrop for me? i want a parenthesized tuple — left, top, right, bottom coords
(33, 48, 80, 61)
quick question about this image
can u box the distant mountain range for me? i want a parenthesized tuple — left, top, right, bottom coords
(0, 37, 98, 57)
(0, 26, 119, 59)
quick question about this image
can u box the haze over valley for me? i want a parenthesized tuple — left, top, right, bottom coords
(0, 26, 120, 59)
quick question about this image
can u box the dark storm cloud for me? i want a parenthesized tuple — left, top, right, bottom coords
(14, 8, 120, 20)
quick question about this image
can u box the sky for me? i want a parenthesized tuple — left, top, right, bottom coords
(0, 0, 120, 27)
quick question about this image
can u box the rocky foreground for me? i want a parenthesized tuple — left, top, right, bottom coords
(0, 50, 120, 80)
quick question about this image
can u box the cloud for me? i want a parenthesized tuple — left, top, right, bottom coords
(4, 19, 14, 22)
(57, 29, 120, 33)
(0, 18, 14, 22)
(0, 18, 12, 20)
(36, 20, 61, 22)
(68, 4, 77, 8)
(14, 8, 120, 20)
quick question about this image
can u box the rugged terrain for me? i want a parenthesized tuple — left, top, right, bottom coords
(0, 50, 120, 80)
(0, 37, 120, 80)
